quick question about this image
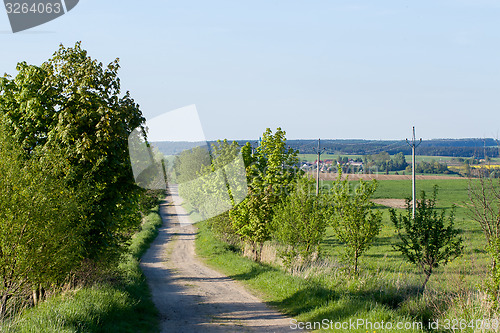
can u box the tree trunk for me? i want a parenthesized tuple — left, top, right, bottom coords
(422, 271, 432, 291)
(354, 251, 359, 275)
(250, 242, 258, 262)
(32, 288, 38, 306)
(32, 285, 45, 306)
(0, 294, 9, 320)
(259, 242, 264, 262)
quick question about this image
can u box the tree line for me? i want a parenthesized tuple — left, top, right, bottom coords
(266, 139, 500, 158)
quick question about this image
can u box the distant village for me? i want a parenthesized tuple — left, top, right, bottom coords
(300, 158, 364, 173)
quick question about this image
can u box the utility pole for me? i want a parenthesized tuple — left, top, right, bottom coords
(314, 139, 325, 195)
(484, 138, 487, 163)
(406, 126, 422, 219)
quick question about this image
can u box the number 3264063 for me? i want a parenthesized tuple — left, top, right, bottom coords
(5, 2, 62, 14)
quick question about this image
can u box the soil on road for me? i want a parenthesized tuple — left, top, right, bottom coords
(140, 186, 293, 333)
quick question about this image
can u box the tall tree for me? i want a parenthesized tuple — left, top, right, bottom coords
(0, 42, 145, 261)
(230, 128, 301, 261)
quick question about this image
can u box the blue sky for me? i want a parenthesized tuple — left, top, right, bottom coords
(1, 0, 499, 140)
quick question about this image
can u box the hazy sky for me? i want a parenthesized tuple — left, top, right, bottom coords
(1, 0, 499, 141)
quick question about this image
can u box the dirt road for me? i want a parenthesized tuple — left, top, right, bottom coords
(140, 186, 292, 333)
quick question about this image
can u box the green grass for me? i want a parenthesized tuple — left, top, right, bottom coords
(196, 178, 495, 332)
(196, 220, 426, 333)
(320, 178, 489, 295)
(0, 208, 163, 333)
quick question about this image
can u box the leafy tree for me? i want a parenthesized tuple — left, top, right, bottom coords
(0, 42, 145, 262)
(390, 186, 463, 291)
(174, 145, 212, 183)
(363, 151, 408, 172)
(328, 172, 382, 274)
(271, 177, 327, 269)
(393, 152, 408, 169)
(230, 128, 301, 261)
(241, 142, 255, 171)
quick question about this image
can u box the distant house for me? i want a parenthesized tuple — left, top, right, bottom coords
(348, 161, 363, 167)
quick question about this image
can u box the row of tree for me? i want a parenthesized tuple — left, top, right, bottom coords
(0, 43, 150, 318)
(176, 129, 464, 290)
(161, 128, 500, 303)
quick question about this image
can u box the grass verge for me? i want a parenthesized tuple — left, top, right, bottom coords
(196, 220, 425, 333)
(0, 207, 163, 333)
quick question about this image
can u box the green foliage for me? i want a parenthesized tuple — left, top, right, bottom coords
(364, 151, 408, 172)
(406, 160, 451, 174)
(241, 142, 254, 170)
(196, 169, 494, 330)
(0, 125, 83, 319)
(207, 211, 240, 246)
(138, 190, 165, 216)
(174, 146, 212, 184)
(230, 128, 302, 261)
(390, 186, 464, 291)
(0, 42, 145, 261)
(271, 177, 327, 269)
(128, 206, 163, 258)
(174, 139, 245, 221)
(0, 209, 162, 332)
(327, 172, 382, 274)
